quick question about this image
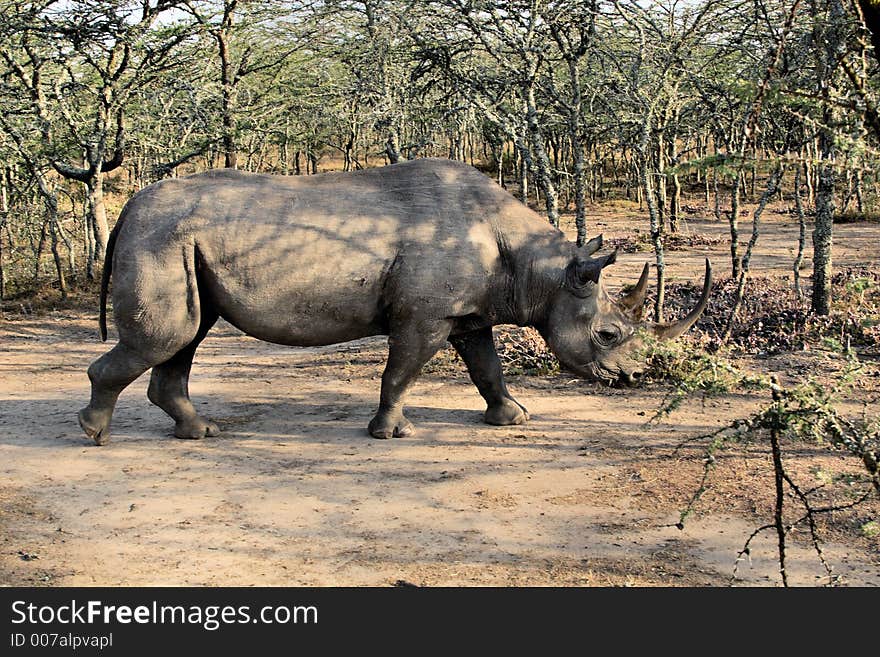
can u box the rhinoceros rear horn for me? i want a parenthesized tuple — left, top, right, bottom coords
(580, 234, 603, 256)
(618, 262, 651, 321)
(650, 258, 713, 340)
(565, 250, 618, 297)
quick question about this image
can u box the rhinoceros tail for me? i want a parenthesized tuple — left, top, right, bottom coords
(99, 231, 116, 342)
(99, 206, 130, 342)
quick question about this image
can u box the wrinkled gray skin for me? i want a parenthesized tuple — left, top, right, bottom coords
(78, 158, 711, 445)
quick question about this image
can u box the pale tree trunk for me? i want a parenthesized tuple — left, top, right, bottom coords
(804, 145, 815, 206)
(654, 137, 667, 230)
(793, 166, 807, 298)
(729, 172, 742, 278)
(723, 165, 784, 340)
(811, 0, 846, 316)
(0, 172, 5, 300)
(855, 169, 864, 212)
(525, 89, 560, 227)
(217, 0, 238, 169)
(87, 174, 109, 264)
(670, 173, 681, 233)
(713, 167, 721, 220)
(49, 218, 66, 300)
(563, 55, 587, 245)
(667, 127, 681, 233)
(704, 161, 710, 208)
(571, 138, 587, 244)
(812, 138, 835, 315)
(385, 131, 402, 164)
(638, 124, 665, 322)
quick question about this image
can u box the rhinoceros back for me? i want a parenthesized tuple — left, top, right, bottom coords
(110, 160, 525, 347)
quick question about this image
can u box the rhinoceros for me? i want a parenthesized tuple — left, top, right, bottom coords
(78, 158, 711, 445)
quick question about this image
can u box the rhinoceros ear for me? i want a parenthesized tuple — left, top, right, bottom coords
(564, 250, 618, 297)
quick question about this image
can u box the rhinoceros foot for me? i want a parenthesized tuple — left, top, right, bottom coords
(78, 407, 113, 446)
(173, 418, 220, 440)
(484, 398, 529, 426)
(367, 411, 415, 440)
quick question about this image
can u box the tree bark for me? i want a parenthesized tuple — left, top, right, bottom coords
(217, 0, 239, 169)
(525, 89, 560, 226)
(793, 166, 807, 299)
(811, 0, 846, 315)
(723, 165, 784, 340)
(729, 172, 742, 278)
(812, 142, 835, 315)
(87, 175, 109, 265)
(638, 121, 666, 322)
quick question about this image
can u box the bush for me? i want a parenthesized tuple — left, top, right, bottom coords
(660, 268, 880, 356)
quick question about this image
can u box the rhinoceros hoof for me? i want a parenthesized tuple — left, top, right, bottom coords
(174, 418, 220, 440)
(484, 399, 529, 426)
(368, 413, 415, 439)
(78, 407, 112, 446)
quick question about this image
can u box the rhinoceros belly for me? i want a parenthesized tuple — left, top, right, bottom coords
(194, 216, 398, 346)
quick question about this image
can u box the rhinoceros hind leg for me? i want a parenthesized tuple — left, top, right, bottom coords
(368, 319, 451, 439)
(78, 344, 156, 446)
(147, 312, 219, 439)
(449, 327, 529, 426)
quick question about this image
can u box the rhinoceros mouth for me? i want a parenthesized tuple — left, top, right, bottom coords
(579, 360, 642, 387)
(580, 361, 622, 385)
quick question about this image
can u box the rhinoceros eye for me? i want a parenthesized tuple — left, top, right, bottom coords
(594, 328, 620, 347)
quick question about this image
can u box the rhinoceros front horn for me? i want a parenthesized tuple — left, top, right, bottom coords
(650, 258, 713, 340)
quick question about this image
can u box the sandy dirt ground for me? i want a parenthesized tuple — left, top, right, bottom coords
(1, 208, 878, 587)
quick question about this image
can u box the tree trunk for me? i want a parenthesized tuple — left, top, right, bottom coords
(804, 147, 815, 206)
(280, 137, 289, 175)
(0, 168, 5, 300)
(749, 161, 757, 201)
(654, 138, 666, 230)
(812, 143, 834, 315)
(638, 122, 666, 322)
(713, 167, 721, 221)
(49, 218, 67, 300)
(729, 173, 742, 278)
(855, 169, 864, 213)
(810, 0, 845, 316)
(385, 131, 403, 164)
(570, 124, 587, 246)
(217, 2, 238, 169)
(666, 128, 680, 233)
(34, 217, 47, 286)
(0, 223, 4, 301)
(793, 166, 807, 299)
(86, 174, 109, 274)
(670, 173, 681, 233)
(525, 89, 560, 226)
(723, 165, 784, 340)
(704, 165, 710, 208)
(517, 144, 528, 201)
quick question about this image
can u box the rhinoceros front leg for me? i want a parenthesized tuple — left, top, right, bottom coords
(449, 327, 529, 426)
(368, 320, 452, 439)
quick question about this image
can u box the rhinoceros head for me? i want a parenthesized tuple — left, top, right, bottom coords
(542, 241, 713, 385)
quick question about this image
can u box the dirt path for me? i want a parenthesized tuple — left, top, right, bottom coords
(1, 208, 878, 587)
(0, 311, 877, 587)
